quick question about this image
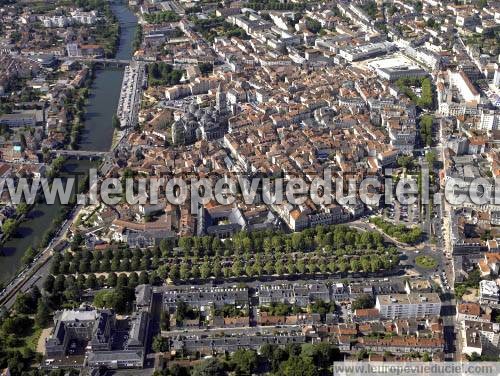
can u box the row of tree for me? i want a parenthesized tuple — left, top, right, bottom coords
(165, 253, 398, 281)
(53, 224, 396, 279)
(50, 246, 159, 275)
(13, 286, 51, 328)
(419, 115, 434, 147)
(51, 249, 398, 280)
(174, 224, 386, 257)
(44, 271, 160, 296)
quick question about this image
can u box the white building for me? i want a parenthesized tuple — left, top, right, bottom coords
(338, 42, 394, 62)
(478, 109, 500, 131)
(462, 321, 500, 357)
(450, 70, 481, 105)
(375, 293, 441, 319)
(479, 280, 499, 305)
(41, 9, 99, 28)
(494, 68, 500, 88)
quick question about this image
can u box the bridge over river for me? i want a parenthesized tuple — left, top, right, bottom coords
(37, 149, 110, 160)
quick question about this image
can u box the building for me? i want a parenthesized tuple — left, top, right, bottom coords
(450, 70, 481, 105)
(357, 336, 444, 354)
(169, 333, 306, 355)
(44, 308, 148, 370)
(87, 350, 145, 369)
(197, 204, 244, 238)
(376, 66, 428, 81)
(338, 42, 395, 62)
(171, 102, 228, 145)
(456, 302, 491, 323)
(478, 109, 500, 131)
(163, 286, 249, 310)
(462, 321, 500, 357)
(257, 282, 330, 307)
(375, 293, 442, 319)
(0, 109, 43, 127)
(45, 309, 114, 357)
(404, 279, 432, 294)
(479, 280, 499, 305)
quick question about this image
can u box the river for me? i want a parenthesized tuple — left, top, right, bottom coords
(0, 1, 137, 283)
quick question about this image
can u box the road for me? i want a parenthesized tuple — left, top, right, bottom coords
(441, 294, 457, 360)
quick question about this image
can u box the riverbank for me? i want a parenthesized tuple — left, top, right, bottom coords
(0, 1, 138, 283)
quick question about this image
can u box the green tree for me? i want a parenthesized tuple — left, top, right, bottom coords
(352, 294, 375, 310)
(14, 293, 35, 314)
(357, 349, 369, 360)
(107, 272, 117, 287)
(16, 202, 29, 216)
(21, 247, 37, 266)
(86, 273, 98, 290)
(152, 335, 169, 353)
(2, 218, 17, 238)
(301, 343, 340, 369)
(43, 274, 55, 294)
(305, 17, 322, 34)
(231, 349, 258, 376)
(180, 263, 190, 280)
(279, 355, 318, 376)
(35, 299, 51, 328)
(2, 315, 33, 336)
(425, 150, 437, 167)
(397, 155, 414, 169)
(112, 114, 121, 129)
(192, 358, 226, 376)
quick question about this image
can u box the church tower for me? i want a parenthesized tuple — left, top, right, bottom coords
(215, 83, 226, 113)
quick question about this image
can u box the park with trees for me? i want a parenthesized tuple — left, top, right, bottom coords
(147, 62, 184, 87)
(191, 15, 250, 43)
(369, 217, 423, 245)
(49, 225, 401, 283)
(395, 77, 434, 110)
(0, 286, 53, 374)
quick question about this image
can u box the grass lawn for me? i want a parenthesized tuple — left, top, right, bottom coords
(415, 255, 437, 269)
(26, 327, 43, 352)
(8, 325, 42, 353)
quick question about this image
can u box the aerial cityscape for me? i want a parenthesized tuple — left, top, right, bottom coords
(0, 0, 499, 374)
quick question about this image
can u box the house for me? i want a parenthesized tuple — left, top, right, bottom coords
(356, 336, 444, 354)
(163, 286, 249, 310)
(478, 252, 500, 276)
(456, 302, 491, 323)
(0, 109, 43, 127)
(169, 333, 306, 355)
(404, 279, 432, 294)
(257, 282, 330, 307)
(211, 316, 250, 328)
(353, 308, 380, 322)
